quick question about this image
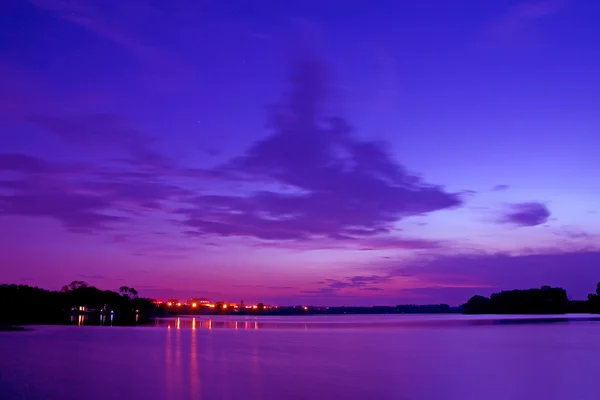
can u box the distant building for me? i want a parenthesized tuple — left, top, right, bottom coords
(189, 297, 210, 304)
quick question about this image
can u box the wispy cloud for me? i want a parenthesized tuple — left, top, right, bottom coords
(29, 0, 192, 90)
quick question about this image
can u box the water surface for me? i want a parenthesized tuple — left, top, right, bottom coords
(1, 315, 599, 399)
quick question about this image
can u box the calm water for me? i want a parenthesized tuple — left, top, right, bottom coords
(1, 315, 599, 400)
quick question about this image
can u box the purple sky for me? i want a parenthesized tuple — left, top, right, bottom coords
(1, 0, 599, 306)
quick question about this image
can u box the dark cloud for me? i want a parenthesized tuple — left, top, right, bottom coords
(502, 202, 550, 226)
(492, 184, 510, 191)
(179, 52, 461, 245)
(0, 153, 55, 174)
(316, 275, 392, 292)
(0, 188, 125, 232)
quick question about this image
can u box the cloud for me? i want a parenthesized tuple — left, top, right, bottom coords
(316, 275, 392, 292)
(178, 51, 462, 246)
(81, 180, 191, 211)
(0, 153, 57, 174)
(501, 202, 551, 227)
(26, 112, 177, 176)
(554, 227, 596, 241)
(492, 184, 510, 191)
(357, 236, 441, 251)
(0, 153, 187, 233)
(383, 250, 600, 303)
(0, 187, 125, 232)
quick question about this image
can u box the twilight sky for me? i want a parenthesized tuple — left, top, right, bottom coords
(1, 0, 599, 306)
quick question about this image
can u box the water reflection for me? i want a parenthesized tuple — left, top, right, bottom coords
(3, 315, 600, 400)
(190, 320, 199, 398)
(153, 315, 600, 330)
(67, 312, 119, 327)
(165, 320, 173, 399)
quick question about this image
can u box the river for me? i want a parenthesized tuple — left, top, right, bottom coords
(1, 314, 599, 399)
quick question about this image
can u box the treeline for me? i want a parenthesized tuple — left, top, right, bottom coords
(0, 281, 159, 325)
(462, 283, 600, 314)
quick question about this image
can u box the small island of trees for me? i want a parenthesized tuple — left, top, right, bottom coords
(462, 282, 600, 314)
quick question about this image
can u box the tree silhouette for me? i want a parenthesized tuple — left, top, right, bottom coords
(62, 281, 89, 292)
(587, 281, 600, 313)
(119, 286, 138, 299)
(463, 295, 491, 314)
(1, 283, 158, 326)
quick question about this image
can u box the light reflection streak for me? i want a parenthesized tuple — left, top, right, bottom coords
(175, 320, 182, 391)
(165, 321, 172, 399)
(190, 321, 200, 398)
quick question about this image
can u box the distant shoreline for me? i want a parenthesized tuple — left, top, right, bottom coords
(0, 324, 27, 331)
